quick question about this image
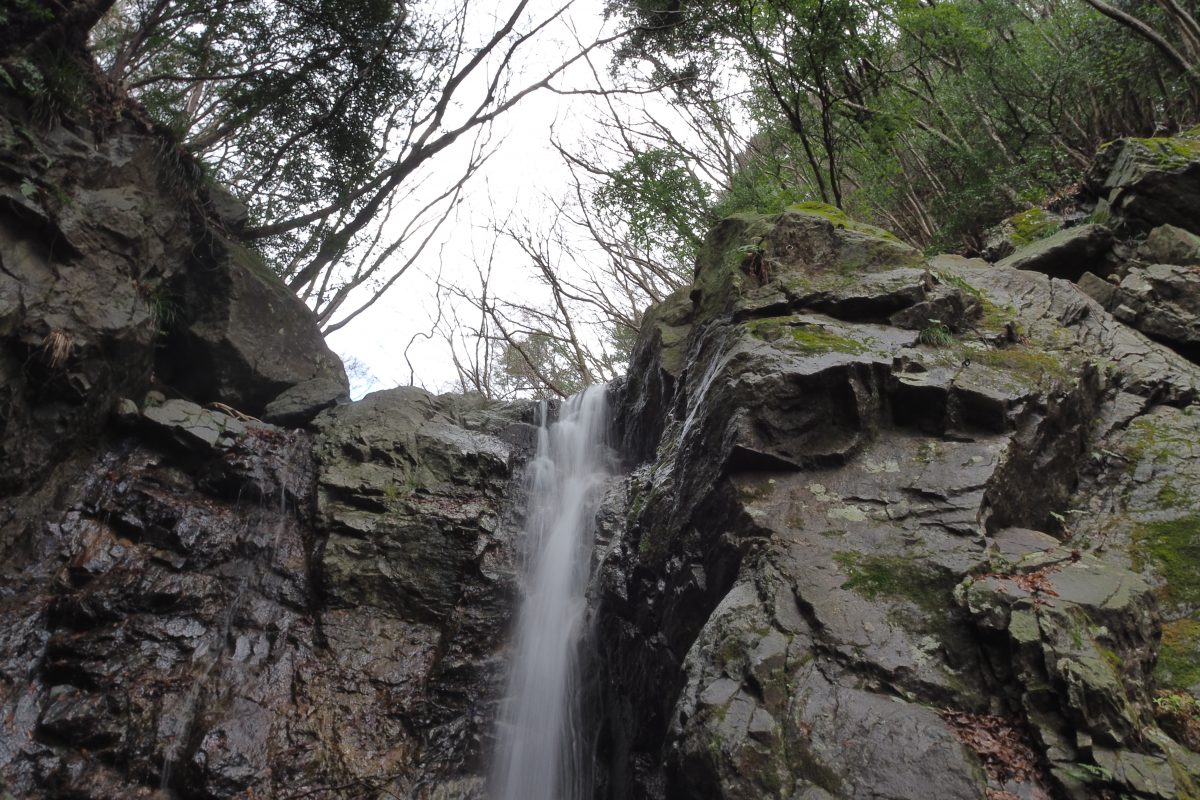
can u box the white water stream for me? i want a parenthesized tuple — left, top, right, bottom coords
(491, 385, 610, 800)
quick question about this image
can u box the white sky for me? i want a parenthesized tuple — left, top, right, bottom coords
(325, 0, 619, 398)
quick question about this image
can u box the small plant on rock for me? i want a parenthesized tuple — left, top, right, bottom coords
(735, 242, 770, 285)
(40, 329, 72, 368)
(137, 281, 182, 334)
(918, 321, 955, 347)
(1152, 689, 1200, 751)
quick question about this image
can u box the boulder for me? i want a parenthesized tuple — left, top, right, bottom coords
(597, 208, 1200, 800)
(1088, 134, 1200, 235)
(165, 233, 349, 417)
(1140, 224, 1200, 266)
(262, 376, 348, 426)
(1077, 263, 1200, 361)
(141, 397, 248, 451)
(0, 88, 346, 497)
(996, 222, 1113, 280)
(981, 207, 1064, 262)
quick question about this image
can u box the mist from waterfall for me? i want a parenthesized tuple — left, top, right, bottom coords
(491, 385, 609, 800)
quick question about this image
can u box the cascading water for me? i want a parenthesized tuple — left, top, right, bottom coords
(491, 385, 610, 800)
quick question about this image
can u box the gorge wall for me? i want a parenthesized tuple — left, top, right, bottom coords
(3, 67, 1200, 800)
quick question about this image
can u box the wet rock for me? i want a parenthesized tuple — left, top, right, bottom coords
(1140, 224, 1200, 266)
(1077, 262, 1200, 362)
(1087, 134, 1200, 235)
(996, 223, 1113, 280)
(310, 386, 539, 792)
(262, 376, 348, 427)
(0, 382, 538, 799)
(982, 207, 1064, 262)
(597, 206, 1200, 800)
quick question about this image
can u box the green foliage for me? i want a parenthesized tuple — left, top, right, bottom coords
(609, 0, 1200, 250)
(1152, 688, 1200, 750)
(917, 322, 955, 348)
(138, 282, 182, 333)
(594, 147, 711, 267)
(496, 331, 586, 400)
(1008, 208, 1060, 247)
(1132, 515, 1200, 610)
(4, 48, 91, 126)
(92, 0, 428, 263)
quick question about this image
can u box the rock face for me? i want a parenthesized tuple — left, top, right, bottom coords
(0, 386, 536, 799)
(0, 87, 347, 497)
(1, 76, 535, 799)
(996, 223, 1113, 280)
(4, 56, 1200, 800)
(1075, 224, 1200, 362)
(594, 201, 1200, 800)
(1088, 133, 1200, 236)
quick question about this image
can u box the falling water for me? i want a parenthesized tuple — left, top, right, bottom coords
(491, 385, 610, 800)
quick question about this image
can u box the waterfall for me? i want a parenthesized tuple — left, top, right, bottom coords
(491, 385, 610, 800)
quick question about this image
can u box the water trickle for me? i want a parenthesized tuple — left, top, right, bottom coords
(491, 385, 610, 800)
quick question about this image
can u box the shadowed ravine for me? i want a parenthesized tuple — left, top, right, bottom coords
(491, 386, 611, 800)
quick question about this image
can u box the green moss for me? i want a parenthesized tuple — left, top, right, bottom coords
(691, 213, 778, 317)
(832, 551, 952, 615)
(932, 271, 983, 300)
(975, 299, 1020, 334)
(785, 739, 844, 796)
(970, 345, 1069, 385)
(1128, 137, 1200, 168)
(749, 317, 869, 355)
(1097, 644, 1123, 672)
(788, 201, 901, 242)
(1085, 205, 1112, 225)
(915, 441, 941, 465)
(1157, 480, 1190, 509)
(791, 325, 869, 354)
(1156, 619, 1200, 689)
(1132, 515, 1200, 609)
(1122, 417, 1200, 476)
(1009, 208, 1060, 247)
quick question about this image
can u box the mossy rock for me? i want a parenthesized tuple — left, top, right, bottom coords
(1089, 135, 1200, 236)
(787, 201, 902, 242)
(1156, 618, 1200, 691)
(1009, 208, 1061, 247)
(1122, 137, 1200, 170)
(982, 208, 1063, 261)
(1132, 514, 1200, 612)
(747, 317, 869, 356)
(692, 209, 921, 320)
(969, 344, 1071, 387)
(833, 550, 954, 616)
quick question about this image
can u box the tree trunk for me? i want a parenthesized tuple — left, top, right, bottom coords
(1081, 0, 1197, 79)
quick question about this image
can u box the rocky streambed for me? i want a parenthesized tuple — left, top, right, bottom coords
(3, 75, 1200, 799)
